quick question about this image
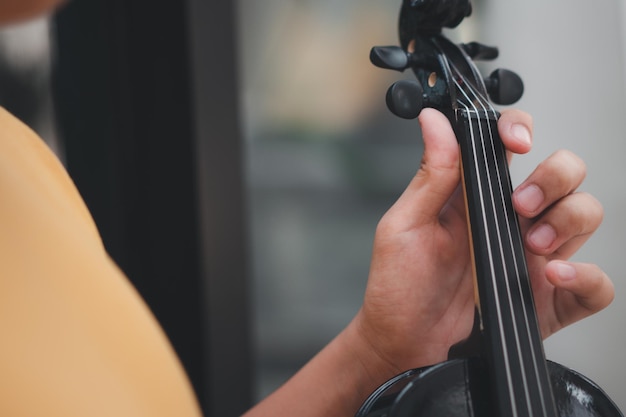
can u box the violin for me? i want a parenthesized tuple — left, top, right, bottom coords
(356, 1, 624, 416)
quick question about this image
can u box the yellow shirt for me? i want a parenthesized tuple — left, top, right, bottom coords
(0, 108, 202, 416)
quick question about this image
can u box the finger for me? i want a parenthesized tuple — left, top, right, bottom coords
(513, 149, 586, 218)
(545, 260, 614, 334)
(498, 109, 533, 155)
(383, 108, 460, 231)
(525, 192, 603, 259)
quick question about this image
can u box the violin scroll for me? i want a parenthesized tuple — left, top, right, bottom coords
(460, 42, 499, 61)
(370, 0, 524, 119)
(370, 43, 524, 117)
(399, 0, 472, 41)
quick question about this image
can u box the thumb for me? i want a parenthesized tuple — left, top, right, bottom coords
(386, 108, 461, 230)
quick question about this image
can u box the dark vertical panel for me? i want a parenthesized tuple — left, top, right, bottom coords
(53, 0, 251, 414)
(186, 1, 253, 415)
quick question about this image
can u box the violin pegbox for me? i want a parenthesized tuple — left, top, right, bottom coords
(369, 46, 424, 119)
(370, 0, 524, 119)
(369, 44, 440, 120)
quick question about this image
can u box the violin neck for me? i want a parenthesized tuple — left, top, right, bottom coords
(454, 108, 558, 417)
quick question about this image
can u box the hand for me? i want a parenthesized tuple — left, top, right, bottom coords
(351, 108, 614, 377)
(242, 108, 614, 417)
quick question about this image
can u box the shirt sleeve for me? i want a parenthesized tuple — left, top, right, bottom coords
(0, 108, 203, 417)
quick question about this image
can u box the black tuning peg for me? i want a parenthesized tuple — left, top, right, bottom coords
(370, 46, 410, 72)
(461, 42, 499, 61)
(386, 79, 424, 119)
(484, 68, 524, 105)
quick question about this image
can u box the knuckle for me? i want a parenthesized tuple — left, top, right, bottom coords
(375, 213, 398, 238)
(556, 149, 587, 178)
(533, 150, 586, 198)
(578, 192, 604, 226)
(593, 279, 614, 311)
(544, 192, 603, 239)
(580, 264, 614, 311)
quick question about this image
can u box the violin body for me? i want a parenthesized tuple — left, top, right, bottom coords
(356, 359, 622, 417)
(358, 1, 624, 416)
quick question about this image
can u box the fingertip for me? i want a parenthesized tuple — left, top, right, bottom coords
(418, 107, 446, 122)
(545, 261, 577, 285)
(548, 260, 615, 312)
(513, 183, 545, 218)
(417, 108, 459, 169)
(418, 108, 453, 138)
(499, 109, 533, 154)
(510, 124, 532, 148)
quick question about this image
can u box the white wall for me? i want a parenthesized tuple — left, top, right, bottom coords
(481, 0, 626, 408)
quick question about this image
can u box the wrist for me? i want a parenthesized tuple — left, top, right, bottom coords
(243, 314, 405, 417)
(341, 311, 405, 397)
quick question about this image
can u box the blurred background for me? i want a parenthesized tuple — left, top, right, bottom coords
(0, 0, 624, 414)
(238, 0, 626, 407)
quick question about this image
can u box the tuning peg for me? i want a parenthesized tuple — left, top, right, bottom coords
(461, 42, 499, 61)
(484, 68, 524, 105)
(370, 46, 410, 72)
(386, 79, 424, 119)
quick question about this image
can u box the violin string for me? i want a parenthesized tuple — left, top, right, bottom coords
(451, 75, 519, 416)
(470, 85, 548, 415)
(481, 98, 549, 417)
(480, 95, 551, 417)
(454, 71, 552, 416)
(465, 76, 547, 415)
(449, 58, 549, 416)
(476, 98, 536, 415)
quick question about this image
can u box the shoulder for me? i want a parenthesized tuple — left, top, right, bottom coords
(0, 106, 102, 243)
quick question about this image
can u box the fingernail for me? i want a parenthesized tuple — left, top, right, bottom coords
(554, 261, 576, 281)
(511, 123, 531, 146)
(515, 184, 544, 214)
(529, 224, 556, 250)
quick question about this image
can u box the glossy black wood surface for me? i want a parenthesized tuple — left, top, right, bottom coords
(356, 359, 622, 417)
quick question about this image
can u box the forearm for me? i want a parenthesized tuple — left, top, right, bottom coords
(242, 315, 395, 417)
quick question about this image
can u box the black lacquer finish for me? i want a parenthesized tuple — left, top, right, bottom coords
(455, 110, 557, 417)
(357, 1, 623, 416)
(356, 360, 622, 417)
